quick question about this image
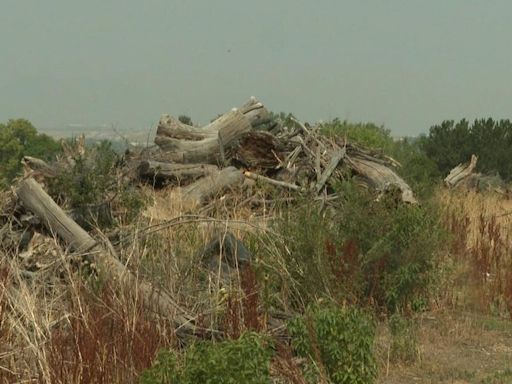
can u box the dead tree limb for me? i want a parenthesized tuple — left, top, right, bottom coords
(244, 171, 302, 191)
(345, 155, 417, 204)
(15, 177, 196, 338)
(315, 147, 346, 193)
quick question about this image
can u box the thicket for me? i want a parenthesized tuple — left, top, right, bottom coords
(276, 182, 444, 313)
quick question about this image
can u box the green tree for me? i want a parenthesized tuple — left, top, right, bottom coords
(422, 118, 512, 180)
(0, 119, 61, 187)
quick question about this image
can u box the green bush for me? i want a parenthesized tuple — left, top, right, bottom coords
(287, 305, 377, 384)
(276, 181, 445, 312)
(139, 332, 273, 384)
(320, 118, 394, 153)
(47, 140, 144, 227)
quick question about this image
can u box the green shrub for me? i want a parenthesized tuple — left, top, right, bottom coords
(47, 140, 144, 227)
(139, 332, 273, 384)
(320, 118, 394, 153)
(139, 350, 179, 384)
(334, 183, 445, 311)
(276, 182, 445, 312)
(287, 305, 377, 384)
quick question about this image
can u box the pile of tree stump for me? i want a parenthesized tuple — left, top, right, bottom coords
(133, 96, 416, 206)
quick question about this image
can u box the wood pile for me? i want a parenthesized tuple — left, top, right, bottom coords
(132, 97, 417, 205)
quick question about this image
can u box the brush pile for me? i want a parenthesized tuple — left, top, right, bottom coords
(1, 97, 416, 344)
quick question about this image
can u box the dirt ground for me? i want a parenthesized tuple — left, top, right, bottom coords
(377, 309, 512, 383)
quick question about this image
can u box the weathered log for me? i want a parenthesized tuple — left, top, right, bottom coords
(15, 178, 195, 337)
(155, 109, 252, 164)
(156, 98, 270, 144)
(445, 155, 478, 188)
(315, 148, 346, 193)
(138, 160, 218, 184)
(181, 166, 244, 205)
(156, 115, 218, 141)
(345, 154, 417, 204)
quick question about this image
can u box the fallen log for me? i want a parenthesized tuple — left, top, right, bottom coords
(15, 177, 196, 338)
(345, 154, 417, 204)
(138, 160, 218, 185)
(181, 166, 244, 206)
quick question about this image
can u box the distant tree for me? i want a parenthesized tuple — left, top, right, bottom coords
(0, 119, 61, 188)
(421, 118, 512, 180)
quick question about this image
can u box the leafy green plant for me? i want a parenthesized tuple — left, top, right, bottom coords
(287, 305, 377, 384)
(140, 332, 273, 384)
(139, 350, 179, 384)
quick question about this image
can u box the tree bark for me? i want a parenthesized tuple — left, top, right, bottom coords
(138, 160, 218, 184)
(181, 166, 244, 206)
(155, 109, 252, 164)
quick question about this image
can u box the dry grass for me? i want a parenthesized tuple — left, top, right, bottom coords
(2, 184, 512, 383)
(0, 185, 289, 383)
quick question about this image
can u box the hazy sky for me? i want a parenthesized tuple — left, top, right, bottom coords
(1, 1, 511, 136)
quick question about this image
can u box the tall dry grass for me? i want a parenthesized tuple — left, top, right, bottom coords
(440, 189, 512, 317)
(0, 185, 287, 383)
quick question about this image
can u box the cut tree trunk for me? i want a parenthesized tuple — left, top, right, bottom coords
(15, 177, 196, 338)
(138, 160, 218, 185)
(155, 109, 252, 164)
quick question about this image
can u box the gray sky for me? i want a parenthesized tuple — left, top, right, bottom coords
(1, 1, 511, 136)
